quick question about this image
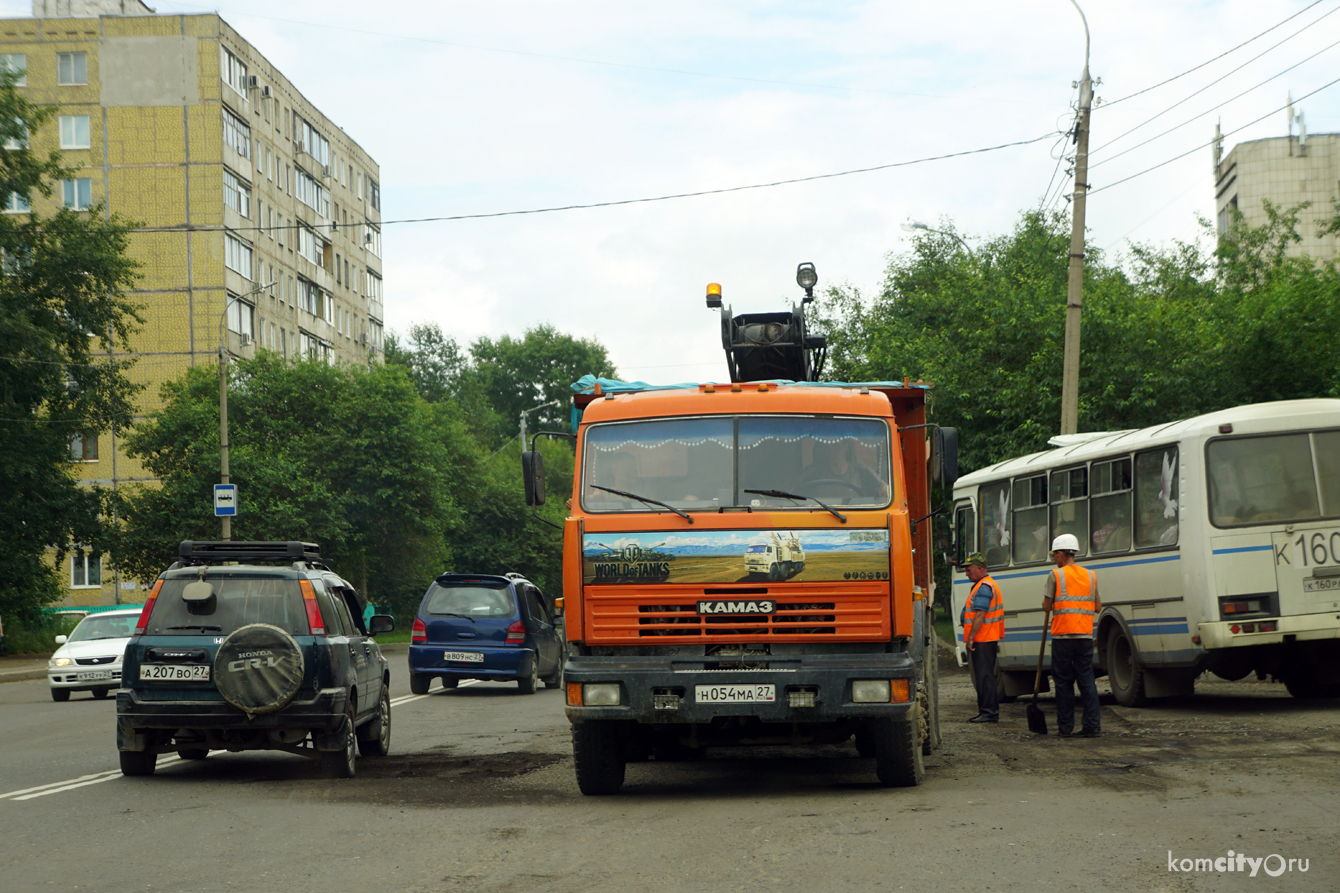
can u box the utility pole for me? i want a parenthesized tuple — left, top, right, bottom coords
(1060, 0, 1094, 436)
(219, 340, 231, 540)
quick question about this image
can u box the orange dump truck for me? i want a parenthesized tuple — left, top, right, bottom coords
(523, 270, 956, 794)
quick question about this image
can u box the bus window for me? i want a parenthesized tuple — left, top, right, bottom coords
(1050, 466, 1088, 557)
(1207, 434, 1319, 526)
(1012, 474, 1049, 564)
(954, 501, 976, 565)
(1135, 448, 1179, 547)
(1315, 431, 1340, 517)
(979, 481, 1010, 568)
(1090, 457, 1132, 554)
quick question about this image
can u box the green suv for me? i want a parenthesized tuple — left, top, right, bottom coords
(116, 541, 394, 778)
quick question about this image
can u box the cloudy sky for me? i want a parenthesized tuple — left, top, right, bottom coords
(8, 0, 1339, 384)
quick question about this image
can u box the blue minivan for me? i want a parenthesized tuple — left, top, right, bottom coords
(408, 572, 563, 695)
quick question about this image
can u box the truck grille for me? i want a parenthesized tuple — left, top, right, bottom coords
(585, 582, 889, 642)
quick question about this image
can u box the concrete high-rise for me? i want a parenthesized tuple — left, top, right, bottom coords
(2, 0, 384, 605)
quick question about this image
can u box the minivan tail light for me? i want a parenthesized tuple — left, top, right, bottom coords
(505, 620, 525, 644)
(133, 580, 164, 636)
(412, 618, 427, 644)
(298, 580, 325, 635)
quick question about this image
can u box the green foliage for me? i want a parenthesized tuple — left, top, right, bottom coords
(2, 612, 80, 655)
(0, 69, 143, 623)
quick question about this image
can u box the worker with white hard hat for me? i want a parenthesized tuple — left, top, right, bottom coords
(1042, 533, 1103, 738)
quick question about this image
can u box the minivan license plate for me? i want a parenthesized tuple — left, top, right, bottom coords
(443, 651, 484, 663)
(139, 664, 210, 681)
(694, 684, 775, 703)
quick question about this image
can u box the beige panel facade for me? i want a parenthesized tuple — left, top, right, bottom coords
(1214, 133, 1340, 261)
(1, 2, 384, 606)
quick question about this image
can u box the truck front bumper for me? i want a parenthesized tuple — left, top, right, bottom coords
(564, 652, 916, 724)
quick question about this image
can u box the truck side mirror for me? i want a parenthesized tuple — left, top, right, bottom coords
(522, 450, 546, 506)
(933, 427, 959, 489)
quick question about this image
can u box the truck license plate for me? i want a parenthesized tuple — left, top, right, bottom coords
(139, 664, 210, 681)
(443, 651, 484, 663)
(694, 684, 775, 703)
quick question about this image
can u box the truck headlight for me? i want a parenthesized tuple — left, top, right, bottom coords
(583, 683, 621, 706)
(852, 680, 891, 703)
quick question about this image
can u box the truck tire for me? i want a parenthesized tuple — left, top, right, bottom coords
(409, 672, 430, 695)
(178, 748, 208, 760)
(853, 724, 876, 758)
(119, 749, 157, 777)
(871, 711, 925, 787)
(357, 684, 392, 757)
(213, 623, 305, 716)
(572, 721, 626, 795)
(1106, 626, 1148, 707)
(768, 562, 783, 582)
(923, 649, 941, 755)
(319, 706, 357, 779)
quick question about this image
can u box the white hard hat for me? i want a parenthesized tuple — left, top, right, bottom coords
(1051, 533, 1080, 552)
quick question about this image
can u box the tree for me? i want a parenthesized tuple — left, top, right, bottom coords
(0, 69, 143, 622)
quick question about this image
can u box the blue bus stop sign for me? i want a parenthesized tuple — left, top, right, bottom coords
(214, 484, 238, 517)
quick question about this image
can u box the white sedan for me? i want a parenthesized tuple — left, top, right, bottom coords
(48, 609, 142, 702)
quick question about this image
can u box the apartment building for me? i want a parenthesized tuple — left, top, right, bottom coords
(2, 0, 384, 605)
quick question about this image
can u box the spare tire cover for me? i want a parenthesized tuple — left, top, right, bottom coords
(213, 623, 305, 716)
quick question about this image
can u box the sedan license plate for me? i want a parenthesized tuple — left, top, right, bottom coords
(79, 670, 113, 681)
(694, 684, 775, 704)
(139, 664, 210, 682)
(443, 651, 484, 663)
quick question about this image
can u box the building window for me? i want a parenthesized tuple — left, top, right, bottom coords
(220, 45, 248, 95)
(369, 179, 379, 211)
(297, 276, 322, 316)
(222, 109, 251, 159)
(4, 191, 29, 213)
(225, 233, 253, 278)
(57, 52, 87, 86)
(297, 226, 326, 268)
(364, 224, 381, 259)
(4, 118, 28, 150)
(364, 269, 382, 301)
(226, 295, 254, 339)
(294, 168, 329, 218)
(59, 115, 90, 149)
(368, 319, 383, 352)
(299, 329, 332, 363)
(222, 168, 251, 218)
(1, 54, 26, 87)
(70, 431, 98, 461)
(70, 548, 102, 588)
(295, 115, 330, 166)
(62, 178, 92, 210)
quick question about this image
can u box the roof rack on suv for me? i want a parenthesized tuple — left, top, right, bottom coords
(503, 572, 528, 581)
(178, 541, 323, 565)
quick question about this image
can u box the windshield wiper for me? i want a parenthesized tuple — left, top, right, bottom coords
(165, 624, 223, 632)
(432, 612, 475, 623)
(592, 485, 695, 523)
(744, 489, 847, 524)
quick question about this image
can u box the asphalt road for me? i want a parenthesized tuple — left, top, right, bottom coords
(2, 650, 1338, 893)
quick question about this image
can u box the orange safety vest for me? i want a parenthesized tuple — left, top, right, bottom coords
(1050, 565, 1097, 636)
(963, 576, 1005, 643)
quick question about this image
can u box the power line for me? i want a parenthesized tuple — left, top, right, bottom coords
(1099, 0, 1333, 109)
(1091, 10, 1340, 160)
(1089, 76, 1340, 196)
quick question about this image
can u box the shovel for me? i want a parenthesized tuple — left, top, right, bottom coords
(1027, 610, 1051, 735)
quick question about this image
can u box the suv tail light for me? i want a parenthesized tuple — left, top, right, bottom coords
(133, 580, 164, 636)
(505, 620, 526, 644)
(412, 618, 427, 644)
(298, 580, 325, 635)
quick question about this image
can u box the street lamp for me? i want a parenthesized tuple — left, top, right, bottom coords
(218, 281, 276, 539)
(519, 399, 559, 454)
(901, 220, 972, 254)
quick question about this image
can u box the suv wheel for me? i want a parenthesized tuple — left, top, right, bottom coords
(409, 672, 430, 695)
(357, 685, 391, 758)
(119, 749, 157, 777)
(517, 657, 539, 694)
(319, 706, 357, 778)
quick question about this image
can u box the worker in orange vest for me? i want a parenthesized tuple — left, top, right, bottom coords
(1042, 534, 1102, 737)
(961, 553, 1004, 723)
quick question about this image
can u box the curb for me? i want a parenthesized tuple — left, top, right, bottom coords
(0, 667, 49, 684)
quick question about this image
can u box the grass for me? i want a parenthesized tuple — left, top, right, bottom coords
(933, 615, 955, 647)
(370, 628, 411, 644)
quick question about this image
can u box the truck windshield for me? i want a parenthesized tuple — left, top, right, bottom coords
(582, 415, 892, 512)
(1207, 430, 1340, 527)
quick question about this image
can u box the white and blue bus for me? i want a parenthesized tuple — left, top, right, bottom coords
(949, 399, 1340, 704)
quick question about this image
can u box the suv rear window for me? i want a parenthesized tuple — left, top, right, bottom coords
(424, 584, 515, 618)
(147, 574, 309, 636)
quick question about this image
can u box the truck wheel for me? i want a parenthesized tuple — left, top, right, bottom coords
(178, 749, 208, 760)
(923, 649, 942, 755)
(119, 749, 157, 777)
(357, 684, 392, 757)
(572, 721, 626, 795)
(993, 665, 1019, 704)
(1106, 627, 1148, 707)
(409, 672, 430, 695)
(1284, 676, 1340, 699)
(319, 706, 357, 779)
(51, 688, 70, 703)
(871, 711, 925, 787)
(768, 562, 783, 582)
(853, 724, 876, 758)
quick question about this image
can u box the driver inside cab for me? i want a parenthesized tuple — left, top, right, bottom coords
(802, 438, 888, 502)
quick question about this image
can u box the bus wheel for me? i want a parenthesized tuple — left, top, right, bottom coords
(993, 665, 1019, 704)
(1284, 676, 1340, 699)
(1107, 627, 1148, 707)
(872, 711, 925, 787)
